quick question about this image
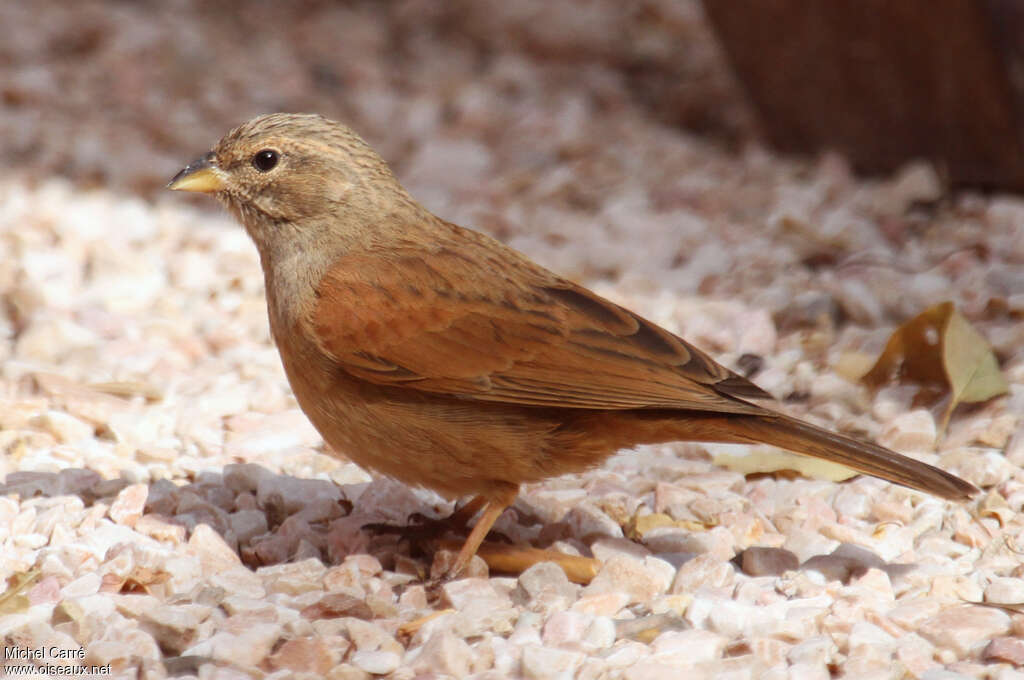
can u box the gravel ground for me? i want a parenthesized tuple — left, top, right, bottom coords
(2, 2, 1024, 679)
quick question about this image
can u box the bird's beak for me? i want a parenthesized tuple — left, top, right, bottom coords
(167, 152, 226, 193)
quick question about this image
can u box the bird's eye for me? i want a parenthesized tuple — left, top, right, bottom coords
(252, 149, 280, 172)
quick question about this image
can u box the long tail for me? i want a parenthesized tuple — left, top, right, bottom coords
(658, 411, 979, 500)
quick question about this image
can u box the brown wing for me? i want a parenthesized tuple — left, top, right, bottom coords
(303, 235, 770, 414)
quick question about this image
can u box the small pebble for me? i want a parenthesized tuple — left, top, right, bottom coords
(737, 546, 799, 576)
(351, 650, 401, 675)
(919, 605, 1012, 657)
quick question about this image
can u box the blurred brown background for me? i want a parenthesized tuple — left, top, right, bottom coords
(0, 0, 751, 197)
(5, 0, 1024, 199)
(704, 0, 1024, 191)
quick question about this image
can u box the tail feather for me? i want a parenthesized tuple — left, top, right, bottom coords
(721, 413, 978, 500)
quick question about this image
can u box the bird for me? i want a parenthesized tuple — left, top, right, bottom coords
(169, 113, 978, 580)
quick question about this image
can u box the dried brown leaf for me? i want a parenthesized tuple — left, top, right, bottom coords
(0, 569, 40, 615)
(860, 302, 1007, 426)
(941, 308, 1009, 419)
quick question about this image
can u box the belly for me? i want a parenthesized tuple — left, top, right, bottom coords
(273, 331, 592, 498)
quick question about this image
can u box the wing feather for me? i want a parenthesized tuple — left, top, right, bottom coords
(304, 233, 770, 414)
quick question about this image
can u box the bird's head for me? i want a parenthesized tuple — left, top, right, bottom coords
(168, 113, 410, 254)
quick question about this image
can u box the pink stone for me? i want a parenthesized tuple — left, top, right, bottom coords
(409, 630, 474, 677)
(109, 483, 148, 527)
(267, 637, 339, 674)
(918, 605, 1011, 656)
(984, 637, 1024, 666)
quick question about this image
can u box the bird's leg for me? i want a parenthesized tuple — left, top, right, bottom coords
(445, 500, 510, 580)
(440, 490, 601, 583)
